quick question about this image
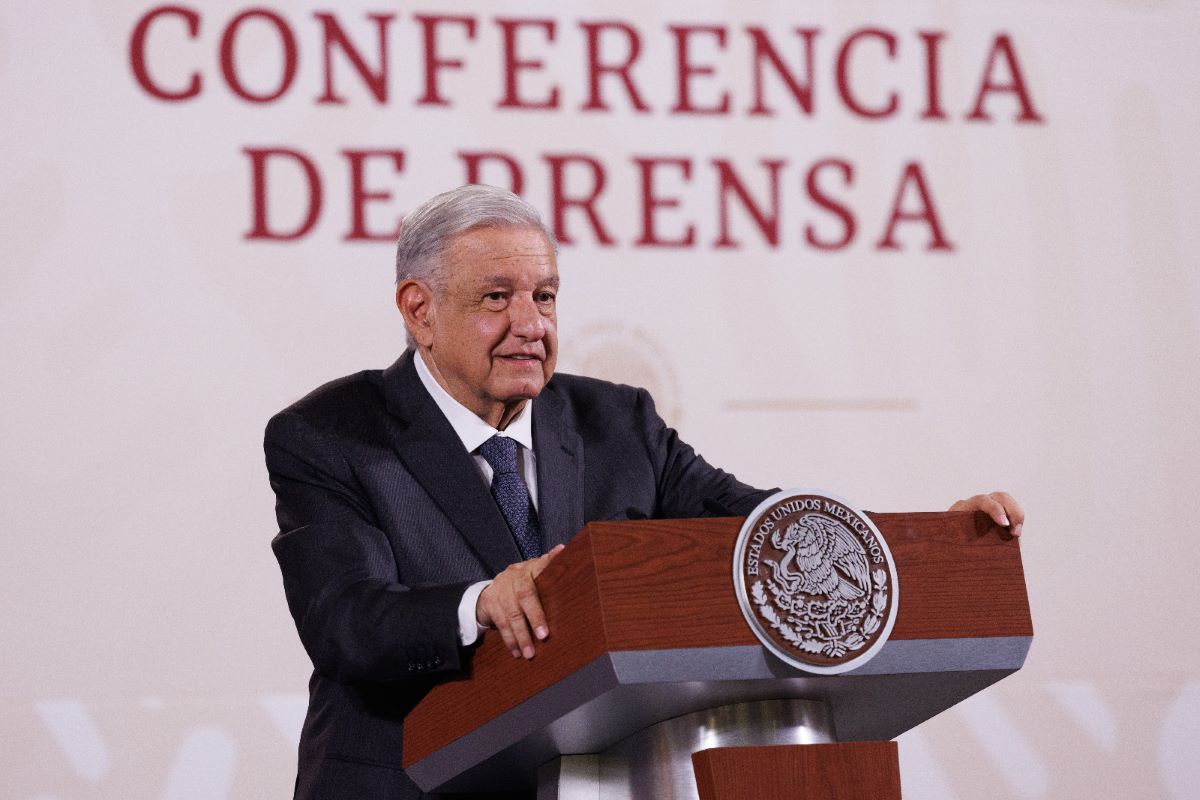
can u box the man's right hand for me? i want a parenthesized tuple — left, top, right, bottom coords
(476, 544, 566, 660)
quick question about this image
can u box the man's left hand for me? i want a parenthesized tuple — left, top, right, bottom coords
(950, 492, 1025, 537)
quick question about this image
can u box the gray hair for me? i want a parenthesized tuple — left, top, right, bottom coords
(395, 184, 557, 289)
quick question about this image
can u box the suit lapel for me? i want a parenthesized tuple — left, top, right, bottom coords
(532, 384, 585, 548)
(381, 353, 522, 575)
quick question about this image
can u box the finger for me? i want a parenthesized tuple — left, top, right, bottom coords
(524, 545, 566, 638)
(530, 544, 566, 577)
(509, 574, 548, 652)
(993, 491, 1025, 536)
(978, 496, 1010, 527)
(505, 604, 537, 659)
(957, 494, 1009, 526)
(493, 615, 522, 658)
(993, 491, 1024, 524)
(497, 567, 539, 657)
(515, 580, 550, 641)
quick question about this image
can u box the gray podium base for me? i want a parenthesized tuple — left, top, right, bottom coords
(535, 699, 835, 800)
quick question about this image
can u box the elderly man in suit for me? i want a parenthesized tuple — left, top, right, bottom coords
(265, 184, 1024, 799)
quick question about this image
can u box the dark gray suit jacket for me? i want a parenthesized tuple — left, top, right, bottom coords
(265, 351, 772, 799)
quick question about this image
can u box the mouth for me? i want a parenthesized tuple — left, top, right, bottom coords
(497, 353, 543, 364)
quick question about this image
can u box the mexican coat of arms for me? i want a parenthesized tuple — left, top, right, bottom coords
(733, 490, 899, 674)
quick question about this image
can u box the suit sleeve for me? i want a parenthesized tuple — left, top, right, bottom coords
(265, 411, 469, 684)
(635, 388, 777, 518)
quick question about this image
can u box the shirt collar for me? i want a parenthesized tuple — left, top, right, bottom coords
(413, 349, 534, 454)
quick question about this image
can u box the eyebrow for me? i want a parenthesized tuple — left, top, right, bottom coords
(478, 275, 561, 289)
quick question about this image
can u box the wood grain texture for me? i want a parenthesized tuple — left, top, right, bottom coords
(403, 528, 607, 766)
(592, 511, 1030, 649)
(590, 518, 758, 650)
(692, 742, 901, 800)
(404, 511, 1030, 767)
(877, 511, 1033, 639)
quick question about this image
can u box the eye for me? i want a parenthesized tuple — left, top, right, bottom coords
(483, 291, 508, 305)
(535, 291, 556, 304)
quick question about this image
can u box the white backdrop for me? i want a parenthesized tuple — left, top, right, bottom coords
(3, 1, 1199, 797)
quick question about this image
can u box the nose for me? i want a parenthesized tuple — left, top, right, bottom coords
(508, 295, 546, 340)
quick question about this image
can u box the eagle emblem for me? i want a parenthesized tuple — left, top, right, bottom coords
(768, 514, 870, 603)
(734, 491, 899, 674)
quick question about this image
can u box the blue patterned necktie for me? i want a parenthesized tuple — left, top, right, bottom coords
(478, 435, 542, 560)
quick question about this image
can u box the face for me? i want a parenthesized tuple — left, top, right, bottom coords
(401, 226, 559, 429)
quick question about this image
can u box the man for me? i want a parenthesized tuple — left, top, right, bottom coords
(265, 185, 1023, 799)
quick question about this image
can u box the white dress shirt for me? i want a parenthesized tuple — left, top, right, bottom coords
(413, 350, 539, 646)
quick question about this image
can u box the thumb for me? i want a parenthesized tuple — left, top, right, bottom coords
(534, 543, 566, 570)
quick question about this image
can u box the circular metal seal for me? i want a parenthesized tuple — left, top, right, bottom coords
(733, 489, 900, 674)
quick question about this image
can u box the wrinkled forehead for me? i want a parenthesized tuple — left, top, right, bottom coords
(443, 225, 559, 284)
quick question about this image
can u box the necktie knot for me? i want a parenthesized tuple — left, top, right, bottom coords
(479, 435, 519, 476)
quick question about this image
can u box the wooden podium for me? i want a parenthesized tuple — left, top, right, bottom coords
(403, 511, 1031, 798)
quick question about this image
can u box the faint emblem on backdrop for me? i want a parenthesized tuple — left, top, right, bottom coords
(562, 323, 682, 426)
(733, 490, 899, 674)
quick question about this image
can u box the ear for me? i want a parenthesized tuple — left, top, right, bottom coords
(396, 280, 436, 347)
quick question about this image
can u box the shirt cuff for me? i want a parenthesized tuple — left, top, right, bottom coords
(458, 580, 492, 646)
